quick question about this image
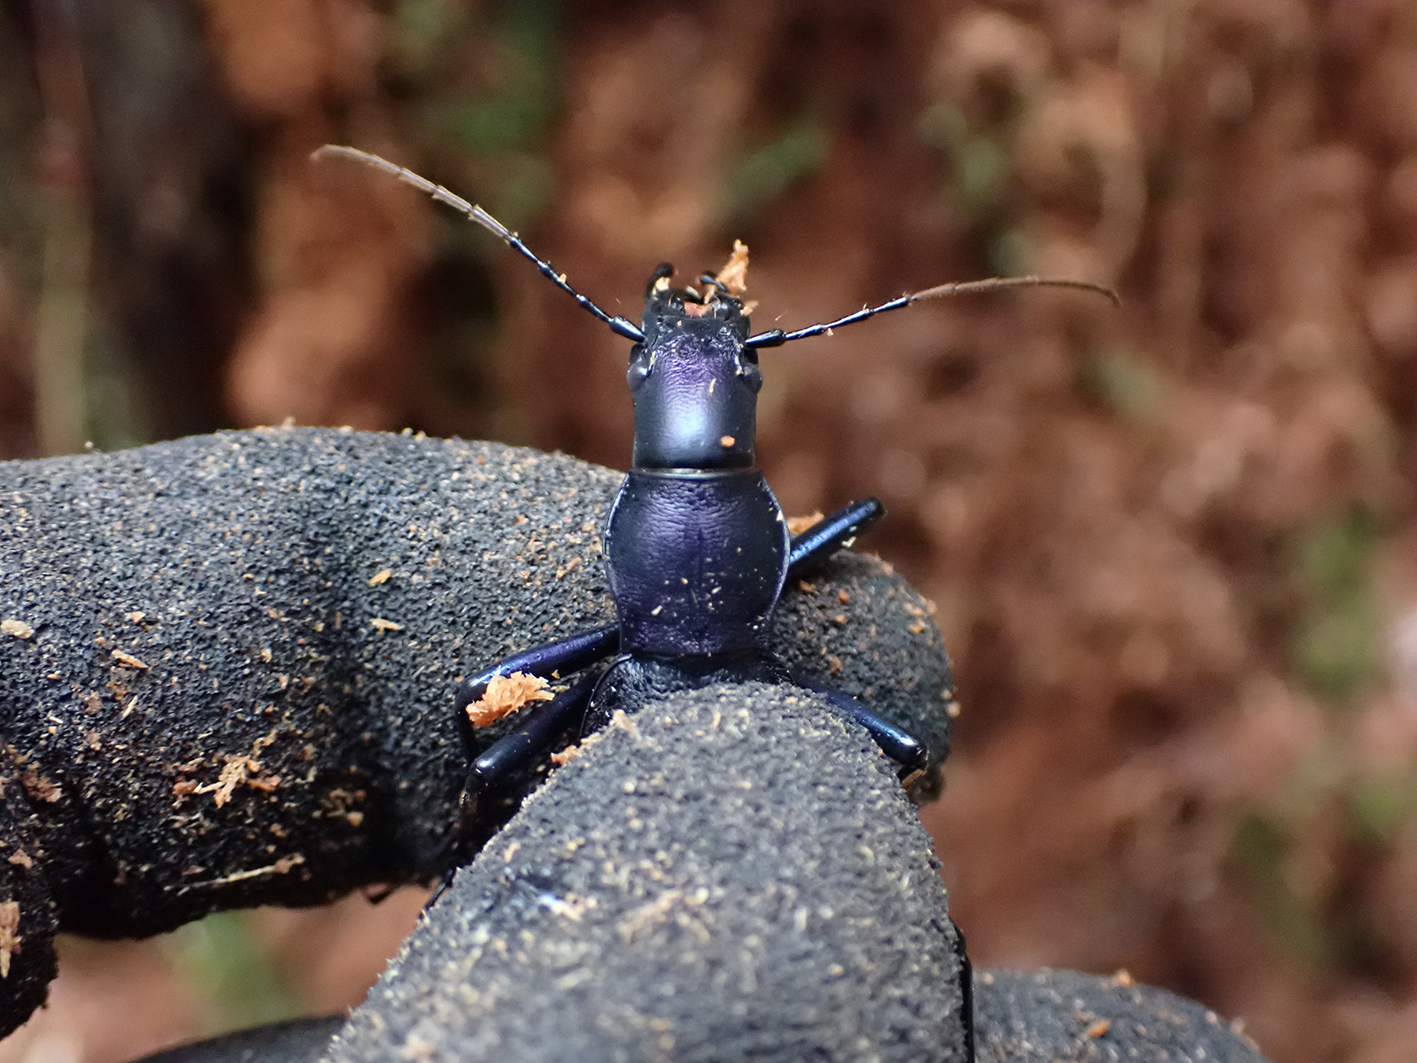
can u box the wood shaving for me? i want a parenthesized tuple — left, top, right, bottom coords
(1085, 1019, 1111, 1038)
(19, 766, 60, 803)
(369, 568, 392, 586)
(194, 755, 280, 807)
(1, 619, 33, 640)
(369, 617, 403, 632)
(0, 901, 19, 977)
(549, 744, 581, 766)
(111, 649, 148, 669)
(608, 709, 639, 738)
(550, 725, 610, 766)
(7, 850, 33, 870)
(714, 240, 750, 296)
(467, 672, 553, 727)
(186, 853, 305, 889)
(786, 512, 825, 536)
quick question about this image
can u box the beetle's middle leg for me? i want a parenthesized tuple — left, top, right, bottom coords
(430, 674, 603, 904)
(453, 624, 618, 761)
(785, 499, 931, 783)
(432, 626, 620, 890)
(795, 679, 928, 786)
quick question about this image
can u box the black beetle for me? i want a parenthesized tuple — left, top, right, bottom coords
(308, 148, 1110, 1063)
(313, 147, 1114, 849)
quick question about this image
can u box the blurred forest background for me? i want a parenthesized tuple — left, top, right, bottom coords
(2, 0, 1417, 1061)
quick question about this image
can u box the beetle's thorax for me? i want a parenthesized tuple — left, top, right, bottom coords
(628, 283, 762, 471)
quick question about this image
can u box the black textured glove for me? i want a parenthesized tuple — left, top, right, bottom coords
(0, 427, 953, 1038)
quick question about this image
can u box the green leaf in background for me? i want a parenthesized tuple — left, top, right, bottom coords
(919, 102, 1012, 223)
(1291, 509, 1382, 704)
(722, 121, 830, 224)
(1347, 770, 1417, 850)
(1079, 347, 1163, 426)
(162, 911, 299, 1034)
(422, 0, 559, 157)
(1229, 811, 1332, 969)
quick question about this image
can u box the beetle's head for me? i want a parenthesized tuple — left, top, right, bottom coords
(626, 246, 763, 470)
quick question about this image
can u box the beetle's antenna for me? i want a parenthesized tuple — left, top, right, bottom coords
(744, 275, 1119, 349)
(313, 145, 645, 342)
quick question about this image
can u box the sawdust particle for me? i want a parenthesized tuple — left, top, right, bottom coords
(786, 513, 825, 536)
(19, 766, 60, 803)
(195, 755, 281, 806)
(714, 240, 750, 296)
(0, 902, 19, 977)
(467, 672, 553, 727)
(1, 619, 33, 640)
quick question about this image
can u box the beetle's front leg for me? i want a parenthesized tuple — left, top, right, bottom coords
(787, 498, 886, 577)
(773, 534, 957, 799)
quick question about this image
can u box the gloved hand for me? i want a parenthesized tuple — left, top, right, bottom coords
(0, 428, 1271, 1063)
(0, 426, 954, 1038)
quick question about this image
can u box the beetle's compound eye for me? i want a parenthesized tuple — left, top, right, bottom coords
(627, 345, 651, 391)
(736, 355, 763, 393)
